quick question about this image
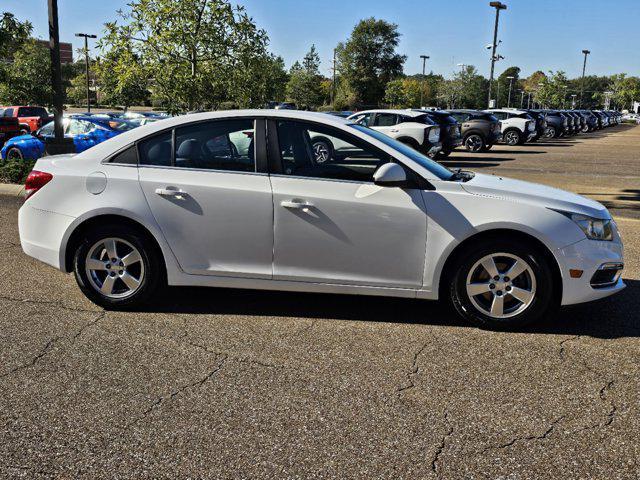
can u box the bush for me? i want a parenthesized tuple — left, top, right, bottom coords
(0, 158, 36, 184)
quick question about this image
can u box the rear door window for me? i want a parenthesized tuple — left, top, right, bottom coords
(373, 113, 398, 127)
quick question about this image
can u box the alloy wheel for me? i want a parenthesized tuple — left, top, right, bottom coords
(543, 127, 555, 139)
(85, 237, 145, 299)
(465, 134, 483, 152)
(312, 141, 331, 164)
(505, 131, 519, 145)
(465, 252, 537, 319)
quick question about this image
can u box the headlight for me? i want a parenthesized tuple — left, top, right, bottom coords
(557, 211, 614, 241)
(428, 127, 440, 143)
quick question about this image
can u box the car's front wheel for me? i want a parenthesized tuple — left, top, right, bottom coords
(448, 239, 556, 329)
(73, 225, 163, 309)
(6, 147, 23, 161)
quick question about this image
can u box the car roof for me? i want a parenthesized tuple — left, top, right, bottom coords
(486, 108, 527, 114)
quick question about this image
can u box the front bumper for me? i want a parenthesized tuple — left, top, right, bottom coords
(556, 237, 625, 305)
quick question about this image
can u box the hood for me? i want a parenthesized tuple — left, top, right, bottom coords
(461, 172, 609, 219)
(6, 134, 35, 144)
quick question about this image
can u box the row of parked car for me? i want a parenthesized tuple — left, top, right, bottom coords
(0, 110, 169, 161)
(0, 104, 623, 164)
(331, 108, 623, 159)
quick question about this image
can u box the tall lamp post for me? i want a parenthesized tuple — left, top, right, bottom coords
(580, 49, 590, 108)
(75, 33, 97, 113)
(506, 75, 514, 107)
(487, 1, 507, 108)
(420, 55, 430, 108)
(520, 89, 525, 108)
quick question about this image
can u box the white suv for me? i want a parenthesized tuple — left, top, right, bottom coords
(485, 109, 536, 146)
(345, 110, 442, 156)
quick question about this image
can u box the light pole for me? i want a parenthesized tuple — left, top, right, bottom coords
(420, 55, 430, 108)
(487, 1, 507, 108)
(506, 75, 514, 107)
(75, 33, 97, 112)
(580, 49, 590, 108)
(520, 89, 525, 108)
(457, 63, 467, 72)
(571, 94, 577, 109)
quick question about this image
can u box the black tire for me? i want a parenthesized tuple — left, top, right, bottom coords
(448, 238, 557, 329)
(6, 147, 23, 161)
(484, 143, 493, 151)
(503, 129, 521, 146)
(73, 225, 164, 309)
(311, 138, 334, 164)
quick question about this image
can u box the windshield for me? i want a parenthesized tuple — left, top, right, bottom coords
(350, 124, 453, 180)
(19, 107, 48, 118)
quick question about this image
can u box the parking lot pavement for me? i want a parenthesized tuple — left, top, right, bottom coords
(0, 125, 639, 479)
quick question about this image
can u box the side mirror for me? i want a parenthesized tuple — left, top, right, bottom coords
(373, 162, 409, 187)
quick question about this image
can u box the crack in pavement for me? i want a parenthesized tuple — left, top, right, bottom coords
(125, 354, 228, 429)
(397, 342, 429, 395)
(480, 415, 565, 453)
(0, 311, 106, 379)
(0, 294, 99, 314)
(557, 334, 619, 432)
(431, 411, 453, 478)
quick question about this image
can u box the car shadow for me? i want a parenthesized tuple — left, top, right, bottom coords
(491, 150, 545, 155)
(142, 279, 640, 339)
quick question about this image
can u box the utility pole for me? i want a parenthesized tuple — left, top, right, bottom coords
(580, 49, 590, 108)
(46, 0, 74, 154)
(506, 75, 514, 107)
(75, 33, 97, 113)
(487, 1, 507, 108)
(420, 55, 429, 108)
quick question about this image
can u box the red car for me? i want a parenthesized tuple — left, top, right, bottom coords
(1, 106, 52, 135)
(0, 107, 20, 146)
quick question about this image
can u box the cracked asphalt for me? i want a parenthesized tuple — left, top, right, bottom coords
(1, 124, 639, 479)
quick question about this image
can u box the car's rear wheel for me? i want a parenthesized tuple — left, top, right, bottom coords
(543, 126, 556, 139)
(503, 130, 521, 146)
(448, 239, 556, 329)
(6, 147, 23, 161)
(464, 134, 485, 153)
(73, 225, 163, 309)
(311, 139, 334, 164)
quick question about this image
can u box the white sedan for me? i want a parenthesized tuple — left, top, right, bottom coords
(18, 110, 624, 328)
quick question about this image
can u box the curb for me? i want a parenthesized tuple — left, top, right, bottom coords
(0, 183, 24, 196)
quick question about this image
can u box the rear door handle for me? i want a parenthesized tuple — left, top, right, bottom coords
(155, 187, 187, 199)
(281, 199, 313, 211)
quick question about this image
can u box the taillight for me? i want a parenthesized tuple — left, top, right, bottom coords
(24, 170, 53, 199)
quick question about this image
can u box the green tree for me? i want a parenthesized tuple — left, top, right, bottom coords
(94, 47, 150, 108)
(535, 71, 569, 108)
(285, 45, 325, 109)
(609, 74, 640, 110)
(99, 0, 277, 113)
(384, 77, 436, 108)
(0, 12, 32, 61)
(0, 40, 52, 106)
(336, 18, 406, 107)
(496, 66, 521, 108)
(438, 66, 487, 109)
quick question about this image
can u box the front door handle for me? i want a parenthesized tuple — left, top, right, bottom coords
(390, 129, 399, 133)
(281, 199, 314, 211)
(155, 187, 187, 199)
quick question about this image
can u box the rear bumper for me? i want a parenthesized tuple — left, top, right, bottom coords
(18, 204, 75, 270)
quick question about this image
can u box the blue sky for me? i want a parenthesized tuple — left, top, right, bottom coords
(5, 0, 640, 79)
